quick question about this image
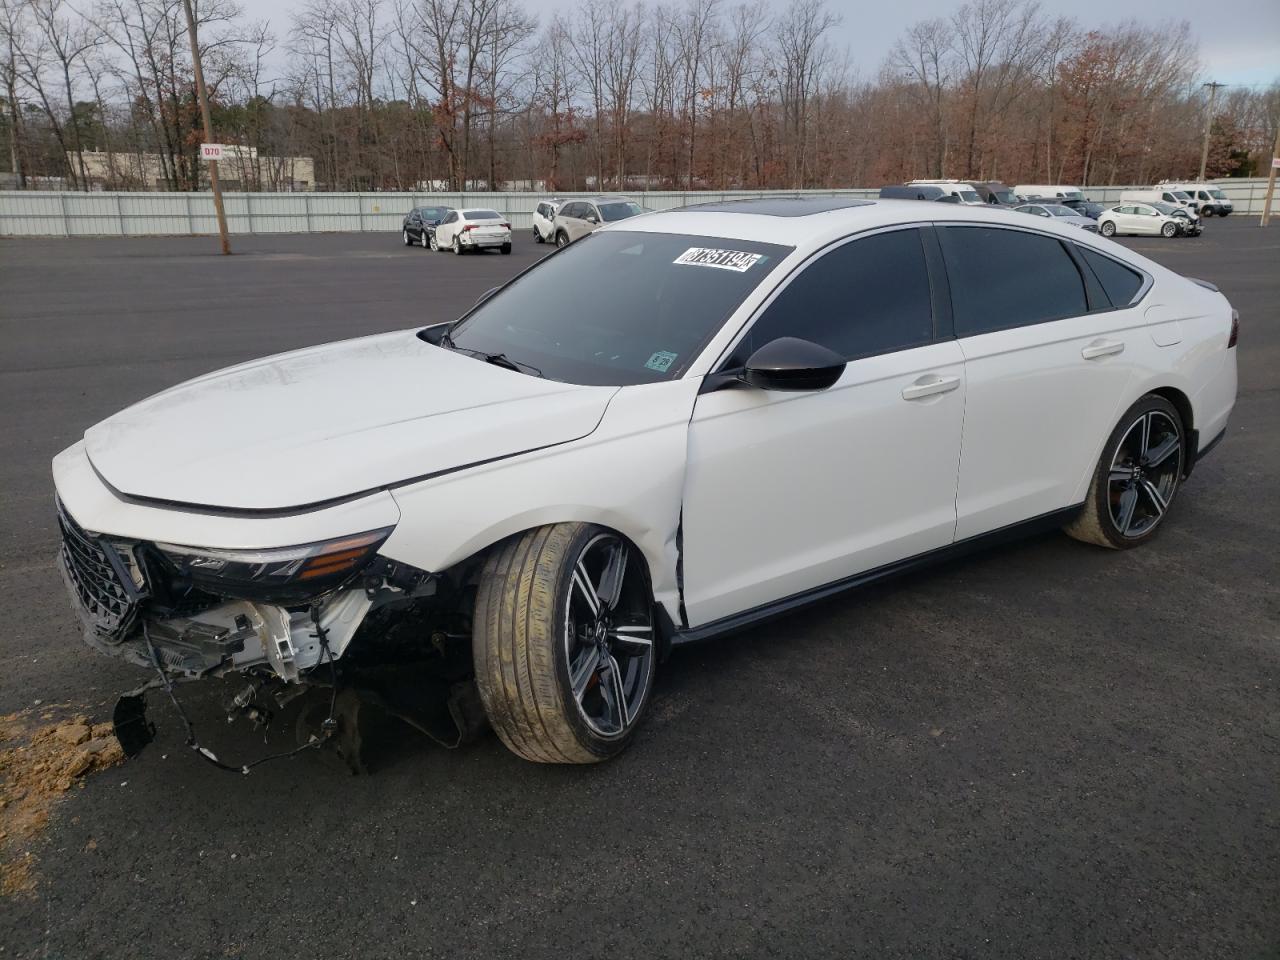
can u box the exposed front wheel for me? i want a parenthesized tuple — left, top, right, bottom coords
(473, 523, 657, 763)
(1161, 222, 1177, 238)
(555, 231, 569, 248)
(1064, 395, 1185, 549)
(1100, 220, 1116, 237)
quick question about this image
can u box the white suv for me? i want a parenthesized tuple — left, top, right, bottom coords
(53, 197, 1237, 767)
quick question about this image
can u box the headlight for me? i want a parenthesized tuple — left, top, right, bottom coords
(155, 527, 393, 604)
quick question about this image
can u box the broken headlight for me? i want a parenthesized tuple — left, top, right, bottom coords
(154, 527, 393, 604)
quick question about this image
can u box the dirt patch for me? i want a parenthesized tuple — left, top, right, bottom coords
(0, 708, 125, 897)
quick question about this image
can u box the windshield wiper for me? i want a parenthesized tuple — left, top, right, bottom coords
(481, 352, 543, 378)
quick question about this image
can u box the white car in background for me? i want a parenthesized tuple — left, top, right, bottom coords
(52, 198, 1237, 768)
(1014, 202, 1099, 232)
(531, 199, 563, 243)
(1098, 202, 1185, 238)
(432, 208, 512, 255)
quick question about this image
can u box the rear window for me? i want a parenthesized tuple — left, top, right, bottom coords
(464, 209, 501, 219)
(441, 232, 792, 386)
(1078, 247, 1144, 307)
(938, 226, 1087, 335)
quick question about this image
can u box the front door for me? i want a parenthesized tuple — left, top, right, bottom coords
(681, 227, 966, 627)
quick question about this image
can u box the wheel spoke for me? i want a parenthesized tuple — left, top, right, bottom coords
(1140, 480, 1168, 517)
(572, 561, 599, 616)
(1109, 466, 1134, 484)
(1115, 485, 1139, 534)
(610, 624, 653, 655)
(1144, 433, 1179, 469)
(569, 645, 600, 700)
(601, 655, 629, 728)
(596, 542, 629, 611)
(1139, 413, 1151, 458)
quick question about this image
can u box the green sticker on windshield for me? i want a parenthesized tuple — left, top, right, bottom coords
(645, 351, 678, 373)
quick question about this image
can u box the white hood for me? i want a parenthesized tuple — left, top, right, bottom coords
(84, 330, 616, 511)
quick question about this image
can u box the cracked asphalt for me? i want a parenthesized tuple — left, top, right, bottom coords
(0, 218, 1276, 959)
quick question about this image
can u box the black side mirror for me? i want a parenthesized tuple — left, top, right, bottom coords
(741, 337, 846, 392)
(475, 286, 501, 306)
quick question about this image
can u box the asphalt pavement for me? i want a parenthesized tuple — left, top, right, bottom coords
(0, 220, 1276, 959)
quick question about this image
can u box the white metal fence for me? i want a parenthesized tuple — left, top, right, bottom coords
(0, 180, 1270, 237)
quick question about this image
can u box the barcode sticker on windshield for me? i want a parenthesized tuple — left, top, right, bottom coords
(673, 247, 763, 272)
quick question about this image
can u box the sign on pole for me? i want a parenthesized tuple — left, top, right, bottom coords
(1272, 157, 1280, 169)
(200, 143, 225, 161)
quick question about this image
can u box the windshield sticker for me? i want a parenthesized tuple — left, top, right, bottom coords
(673, 247, 765, 272)
(645, 351, 679, 373)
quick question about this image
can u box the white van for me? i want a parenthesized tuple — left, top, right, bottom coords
(1120, 189, 1197, 212)
(1157, 181, 1234, 217)
(905, 179, 984, 205)
(1014, 184, 1085, 203)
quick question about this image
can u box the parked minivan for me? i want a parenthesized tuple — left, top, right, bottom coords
(905, 179, 984, 204)
(1120, 189, 1197, 213)
(1014, 184, 1085, 203)
(879, 184, 961, 202)
(1157, 181, 1234, 217)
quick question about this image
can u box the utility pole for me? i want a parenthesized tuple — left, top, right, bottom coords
(1261, 121, 1280, 228)
(1198, 81, 1226, 182)
(181, 0, 230, 255)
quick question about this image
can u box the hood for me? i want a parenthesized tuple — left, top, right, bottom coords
(84, 330, 617, 511)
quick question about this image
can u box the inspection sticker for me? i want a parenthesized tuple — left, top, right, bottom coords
(645, 351, 679, 372)
(673, 247, 763, 272)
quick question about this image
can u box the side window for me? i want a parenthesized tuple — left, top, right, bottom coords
(560, 203, 579, 219)
(1198, 191, 1210, 201)
(730, 228, 934, 365)
(586, 205, 600, 221)
(1078, 247, 1144, 307)
(938, 226, 1087, 336)
(443, 211, 457, 224)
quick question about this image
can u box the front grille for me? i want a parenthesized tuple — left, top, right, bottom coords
(57, 503, 143, 639)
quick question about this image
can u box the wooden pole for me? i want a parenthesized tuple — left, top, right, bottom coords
(1198, 82, 1225, 183)
(1261, 122, 1280, 228)
(181, 0, 230, 254)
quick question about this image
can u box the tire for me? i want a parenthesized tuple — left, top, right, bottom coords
(533, 227, 544, 244)
(473, 523, 657, 764)
(453, 234, 464, 255)
(501, 243, 512, 255)
(429, 231, 439, 252)
(1161, 222, 1177, 238)
(402, 228, 411, 247)
(1100, 220, 1116, 237)
(1200, 205, 1214, 218)
(1064, 395, 1185, 550)
(555, 231, 569, 248)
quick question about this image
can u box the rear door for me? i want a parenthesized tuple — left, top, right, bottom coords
(938, 225, 1140, 539)
(681, 226, 966, 626)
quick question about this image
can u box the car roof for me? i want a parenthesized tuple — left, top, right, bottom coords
(679, 197, 875, 217)
(603, 198, 1079, 249)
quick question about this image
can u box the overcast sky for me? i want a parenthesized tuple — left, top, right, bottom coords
(243, 0, 1279, 89)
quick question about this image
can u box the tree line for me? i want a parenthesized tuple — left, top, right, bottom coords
(1, 0, 1277, 192)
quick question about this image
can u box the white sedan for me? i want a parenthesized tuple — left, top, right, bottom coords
(53, 199, 1237, 767)
(1098, 202, 1183, 238)
(431, 207, 512, 254)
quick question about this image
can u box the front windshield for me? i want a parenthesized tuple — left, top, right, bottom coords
(958, 191, 981, 203)
(1171, 191, 1191, 201)
(1044, 204, 1076, 216)
(440, 231, 793, 386)
(1210, 189, 1227, 200)
(598, 201, 644, 222)
(994, 190, 1017, 204)
(1151, 202, 1177, 215)
(1062, 190, 1084, 201)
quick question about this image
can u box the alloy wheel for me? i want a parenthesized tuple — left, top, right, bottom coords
(1107, 410, 1181, 539)
(564, 534, 654, 738)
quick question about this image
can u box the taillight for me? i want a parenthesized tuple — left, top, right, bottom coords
(463, 224, 476, 231)
(1228, 309, 1238, 348)
(500, 222, 510, 229)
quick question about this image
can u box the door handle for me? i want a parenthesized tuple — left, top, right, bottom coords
(901, 374, 961, 401)
(1081, 339, 1125, 360)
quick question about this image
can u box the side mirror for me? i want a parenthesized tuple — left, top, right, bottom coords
(475, 286, 501, 306)
(585, 215, 599, 224)
(741, 337, 846, 392)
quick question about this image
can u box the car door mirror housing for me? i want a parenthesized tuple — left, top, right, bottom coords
(741, 337, 847, 392)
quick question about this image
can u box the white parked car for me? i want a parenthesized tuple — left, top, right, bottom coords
(531, 198, 563, 243)
(1014, 202, 1100, 232)
(431, 208, 512, 254)
(53, 198, 1237, 767)
(1098, 202, 1186, 238)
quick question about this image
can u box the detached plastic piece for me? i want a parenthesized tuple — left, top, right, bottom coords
(113, 693, 156, 758)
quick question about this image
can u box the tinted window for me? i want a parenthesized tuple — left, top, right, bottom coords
(442, 211, 457, 223)
(444, 232, 792, 386)
(420, 207, 447, 219)
(1078, 247, 1144, 307)
(464, 209, 501, 219)
(599, 201, 643, 222)
(938, 226, 1087, 335)
(729, 229, 934, 365)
